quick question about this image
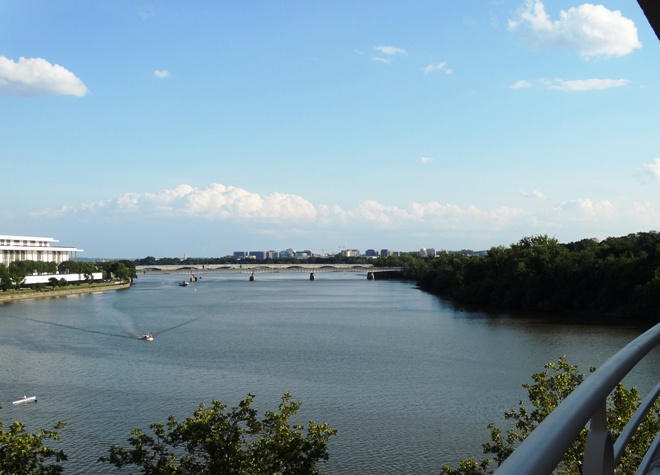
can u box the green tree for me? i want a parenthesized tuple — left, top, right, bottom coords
(0, 263, 10, 290)
(0, 406, 67, 475)
(7, 262, 27, 290)
(440, 357, 660, 475)
(99, 392, 337, 475)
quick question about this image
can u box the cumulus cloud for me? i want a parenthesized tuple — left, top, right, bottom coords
(38, 182, 660, 252)
(512, 77, 630, 91)
(544, 78, 629, 91)
(420, 156, 433, 165)
(115, 183, 317, 220)
(154, 70, 170, 79)
(0, 56, 88, 96)
(510, 79, 533, 89)
(423, 61, 452, 75)
(374, 45, 407, 56)
(519, 189, 545, 199)
(35, 183, 536, 234)
(372, 45, 407, 64)
(508, 1, 641, 58)
(557, 198, 615, 218)
(644, 158, 660, 180)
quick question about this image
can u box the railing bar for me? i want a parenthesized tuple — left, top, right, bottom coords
(635, 427, 660, 475)
(615, 381, 660, 463)
(494, 323, 660, 475)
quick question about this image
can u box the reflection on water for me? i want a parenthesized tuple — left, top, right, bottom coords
(1, 273, 658, 474)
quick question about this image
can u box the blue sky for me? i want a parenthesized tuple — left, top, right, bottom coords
(1, 1, 659, 258)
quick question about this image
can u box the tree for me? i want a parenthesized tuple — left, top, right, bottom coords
(0, 406, 67, 475)
(440, 357, 660, 475)
(0, 264, 10, 290)
(99, 392, 338, 475)
(7, 262, 27, 290)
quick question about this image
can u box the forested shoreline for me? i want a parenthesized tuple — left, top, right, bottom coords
(376, 231, 660, 320)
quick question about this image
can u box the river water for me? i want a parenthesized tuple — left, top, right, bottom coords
(1, 273, 659, 474)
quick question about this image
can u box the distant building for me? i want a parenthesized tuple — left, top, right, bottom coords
(249, 250, 279, 260)
(365, 249, 378, 257)
(233, 251, 249, 259)
(341, 249, 360, 257)
(380, 249, 392, 257)
(0, 235, 83, 267)
(280, 248, 296, 258)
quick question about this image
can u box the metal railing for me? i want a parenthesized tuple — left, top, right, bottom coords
(494, 322, 660, 475)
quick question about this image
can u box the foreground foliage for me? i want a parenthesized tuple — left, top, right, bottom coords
(99, 392, 337, 475)
(0, 406, 67, 475)
(440, 357, 660, 475)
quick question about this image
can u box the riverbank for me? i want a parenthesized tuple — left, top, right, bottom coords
(0, 282, 131, 303)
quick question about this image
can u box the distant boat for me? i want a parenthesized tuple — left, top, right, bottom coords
(179, 281, 189, 286)
(140, 334, 154, 341)
(13, 395, 37, 405)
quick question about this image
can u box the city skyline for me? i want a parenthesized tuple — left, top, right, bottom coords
(2, 1, 659, 258)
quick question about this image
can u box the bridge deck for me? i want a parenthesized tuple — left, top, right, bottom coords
(136, 264, 402, 275)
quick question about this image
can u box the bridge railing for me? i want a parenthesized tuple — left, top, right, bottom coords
(494, 322, 660, 475)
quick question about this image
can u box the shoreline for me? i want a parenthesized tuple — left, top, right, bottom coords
(0, 282, 131, 303)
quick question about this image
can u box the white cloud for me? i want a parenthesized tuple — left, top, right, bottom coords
(29, 205, 75, 218)
(545, 78, 629, 91)
(372, 45, 407, 64)
(154, 70, 170, 79)
(519, 189, 545, 199)
(510, 79, 533, 89)
(644, 158, 660, 180)
(374, 46, 407, 56)
(116, 183, 317, 220)
(35, 182, 660, 254)
(508, 1, 641, 58)
(420, 156, 433, 165)
(557, 198, 615, 218)
(514, 77, 630, 91)
(423, 61, 451, 75)
(0, 56, 89, 96)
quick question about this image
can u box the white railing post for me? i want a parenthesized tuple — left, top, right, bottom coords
(583, 402, 614, 475)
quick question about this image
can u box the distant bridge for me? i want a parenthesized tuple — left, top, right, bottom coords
(136, 264, 403, 280)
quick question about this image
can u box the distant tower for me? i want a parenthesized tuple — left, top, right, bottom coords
(184, 253, 188, 260)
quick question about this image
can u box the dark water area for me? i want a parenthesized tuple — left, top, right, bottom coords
(1, 273, 659, 474)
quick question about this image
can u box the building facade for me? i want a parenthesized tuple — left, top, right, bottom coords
(0, 235, 83, 267)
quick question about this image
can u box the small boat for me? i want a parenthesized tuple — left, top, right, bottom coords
(140, 333, 154, 341)
(179, 281, 189, 287)
(13, 395, 37, 405)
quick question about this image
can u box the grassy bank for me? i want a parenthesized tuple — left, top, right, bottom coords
(0, 282, 131, 303)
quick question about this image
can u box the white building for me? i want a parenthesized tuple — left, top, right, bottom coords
(0, 235, 84, 267)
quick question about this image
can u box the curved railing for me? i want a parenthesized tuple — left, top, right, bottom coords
(494, 322, 660, 475)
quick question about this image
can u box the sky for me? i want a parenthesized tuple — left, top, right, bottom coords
(1, 1, 659, 258)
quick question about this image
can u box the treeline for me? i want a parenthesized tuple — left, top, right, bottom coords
(377, 232, 660, 320)
(0, 259, 137, 290)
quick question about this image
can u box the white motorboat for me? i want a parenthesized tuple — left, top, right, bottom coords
(140, 333, 154, 341)
(13, 395, 37, 405)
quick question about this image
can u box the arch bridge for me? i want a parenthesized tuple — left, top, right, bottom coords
(136, 264, 402, 280)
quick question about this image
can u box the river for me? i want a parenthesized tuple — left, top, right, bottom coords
(1, 273, 658, 474)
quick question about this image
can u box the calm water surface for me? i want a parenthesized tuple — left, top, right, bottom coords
(1, 273, 659, 474)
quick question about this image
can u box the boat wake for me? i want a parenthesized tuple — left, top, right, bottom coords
(155, 315, 206, 336)
(18, 316, 136, 339)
